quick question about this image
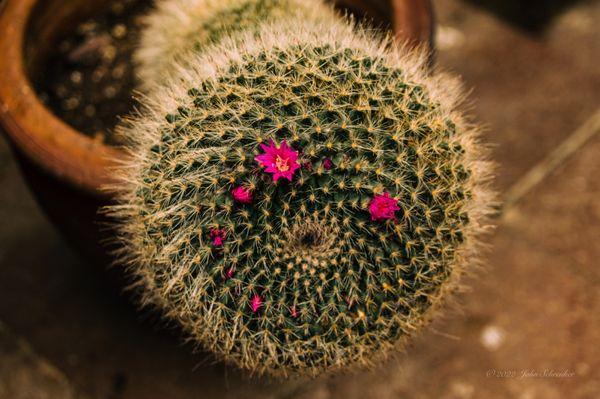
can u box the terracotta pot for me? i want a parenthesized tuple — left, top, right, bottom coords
(0, 0, 435, 263)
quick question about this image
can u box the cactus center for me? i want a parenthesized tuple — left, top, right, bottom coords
(283, 220, 337, 262)
(300, 231, 317, 247)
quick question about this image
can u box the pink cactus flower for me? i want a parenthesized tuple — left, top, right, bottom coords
(368, 192, 400, 221)
(254, 139, 300, 182)
(225, 267, 235, 280)
(231, 186, 253, 204)
(209, 228, 227, 247)
(250, 294, 263, 313)
(322, 158, 333, 170)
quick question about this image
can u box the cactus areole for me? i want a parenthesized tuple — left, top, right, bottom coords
(112, 21, 492, 377)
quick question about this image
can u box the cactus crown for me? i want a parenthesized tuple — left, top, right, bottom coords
(136, 0, 338, 90)
(113, 21, 492, 377)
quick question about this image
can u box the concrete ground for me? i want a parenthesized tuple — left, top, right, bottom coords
(0, 0, 598, 398)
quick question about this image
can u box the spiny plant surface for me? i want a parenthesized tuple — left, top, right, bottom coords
(112, 21, 493, 377)
(136, 0, 338, 90)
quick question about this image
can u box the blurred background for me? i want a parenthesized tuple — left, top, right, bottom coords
(0, 0, 598, 398)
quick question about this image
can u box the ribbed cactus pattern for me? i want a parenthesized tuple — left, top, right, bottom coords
(136, 0, 338, 90)
(112, 21, 492, 377)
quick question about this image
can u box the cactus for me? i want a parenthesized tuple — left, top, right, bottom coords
(136, 0, 338, 90)
(111, 20, 493, 377)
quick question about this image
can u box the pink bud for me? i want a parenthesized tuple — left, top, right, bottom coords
(250, 294, 263, 313)
(209, 228, 227, 247)
(231, 186, 253, 204)
(368, 192, 400, 221)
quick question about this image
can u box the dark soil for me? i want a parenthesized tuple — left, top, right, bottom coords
(35, 0, 151, 146)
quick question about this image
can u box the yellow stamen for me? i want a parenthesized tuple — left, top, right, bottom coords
(275, 155, 289, 172)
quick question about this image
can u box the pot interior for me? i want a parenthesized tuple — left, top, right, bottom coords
(24, 0, 110, 83)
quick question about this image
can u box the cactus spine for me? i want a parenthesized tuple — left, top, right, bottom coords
(136, 0, 338, 90)
(112, 19, 493, 377)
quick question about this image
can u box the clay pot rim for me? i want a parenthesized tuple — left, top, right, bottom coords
(0, 0, 434, 197)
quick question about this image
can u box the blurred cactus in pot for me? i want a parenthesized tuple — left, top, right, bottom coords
(136, 0, 338, 90)
(111, 11, 493, 377)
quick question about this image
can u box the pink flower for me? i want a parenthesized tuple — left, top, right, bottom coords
(254, 139, 300, 182)
(250, 294, 263, 313)
(369, 192, 400, 221)
(225, 267, 235, 280)
(209, 228, 227, 247)
(322, 158, 333, 170)
(231, 186, 253, 204)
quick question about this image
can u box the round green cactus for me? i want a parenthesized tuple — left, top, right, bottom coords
(136, 0, 338, 90)
(112, 21, 493, 377)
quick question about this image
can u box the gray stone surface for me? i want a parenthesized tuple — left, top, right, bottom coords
(0, 321, 80, 399)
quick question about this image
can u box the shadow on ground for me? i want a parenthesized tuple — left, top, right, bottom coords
(464, 0, 588, 32)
